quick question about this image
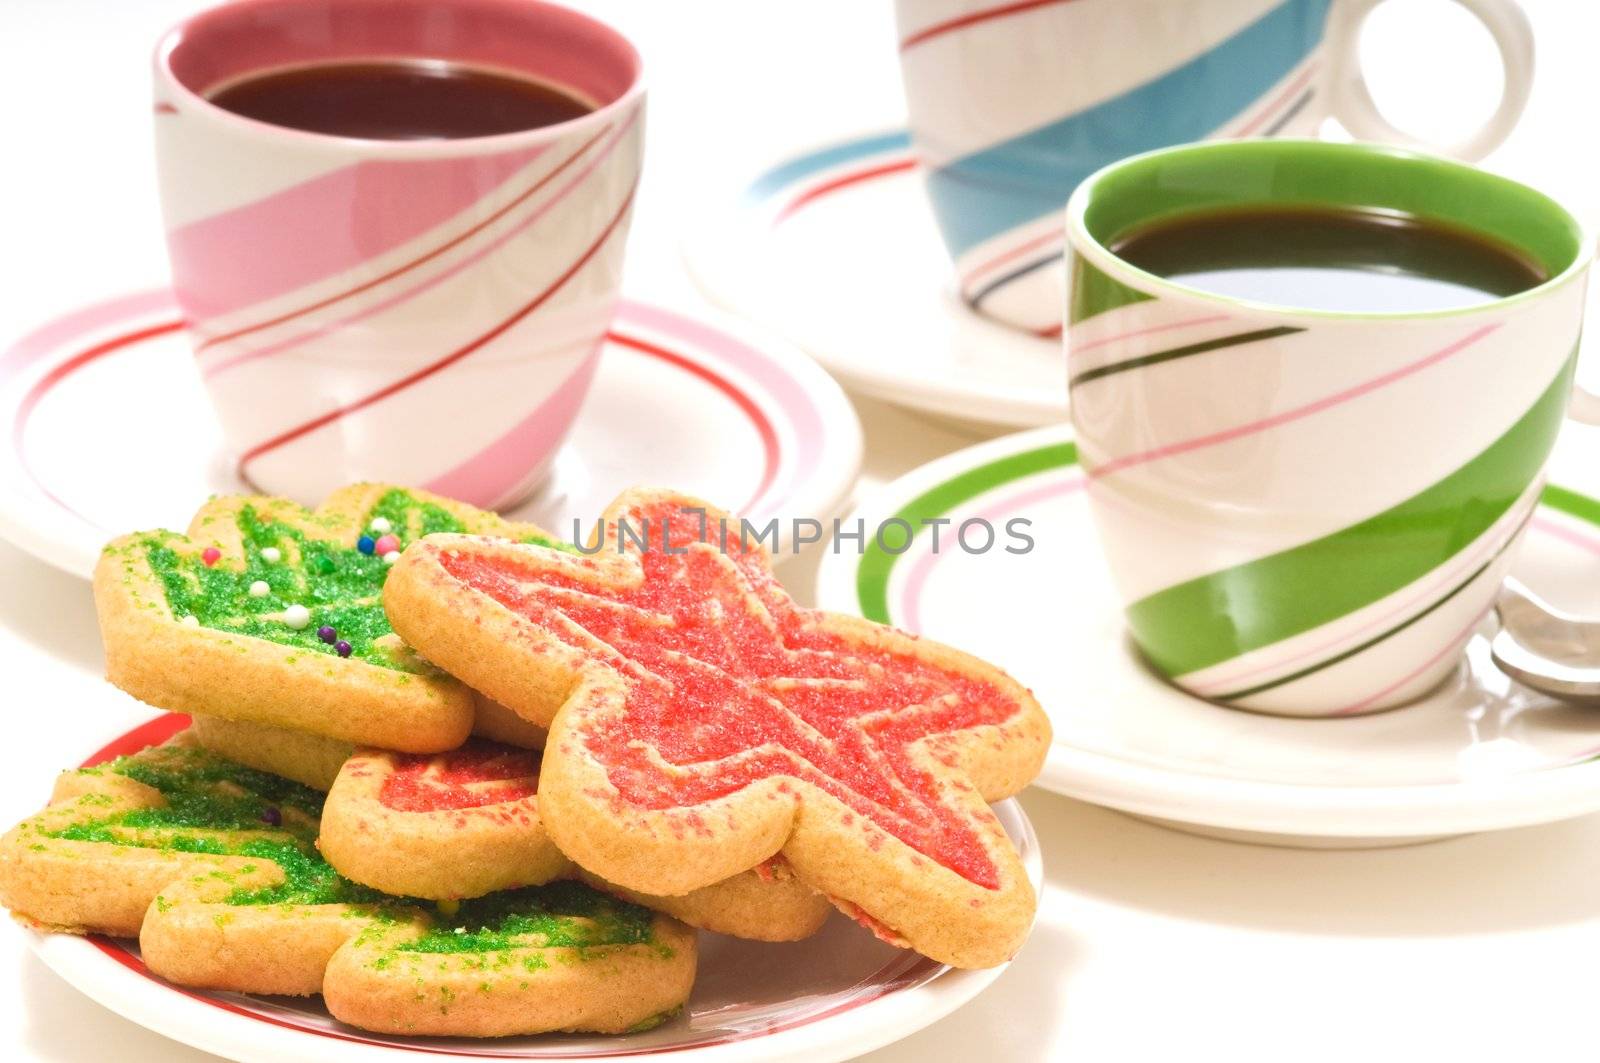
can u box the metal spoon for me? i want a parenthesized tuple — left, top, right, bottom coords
(1490, 577, 1600, 704)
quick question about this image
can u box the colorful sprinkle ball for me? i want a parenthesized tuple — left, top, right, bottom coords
(248, 580, 270, 599)
(201, 547, 221, 567)
(317, 625, 337, 645)
(260, 546, 281, 564)
(335, 640, 353, 658)
(259, 806, 282, 827)
(317, 556, 336, 575)
(374, 534, 400, 556)
(283, 605, 311, 630)
(180, 615, 199, 627)
(357, 535, 376, 555)
(369, 517, 392, 534)
(383, 551, 401, 565)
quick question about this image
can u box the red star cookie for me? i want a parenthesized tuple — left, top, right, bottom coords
(385, 489, 1050, 968)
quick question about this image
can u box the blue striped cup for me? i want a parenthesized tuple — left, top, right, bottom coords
(894, 0, 1534, 336)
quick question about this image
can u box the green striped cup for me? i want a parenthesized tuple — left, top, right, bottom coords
(1064, 139, 1595, 717)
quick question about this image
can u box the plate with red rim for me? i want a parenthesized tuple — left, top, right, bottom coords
(681, 130, 1065, 429)
(26, 712, 1042, 1063)
(0, 291, 862, 579)
(816, 423, 1600, 847)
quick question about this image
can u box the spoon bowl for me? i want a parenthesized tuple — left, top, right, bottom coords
(1490, 576, 1600, 704)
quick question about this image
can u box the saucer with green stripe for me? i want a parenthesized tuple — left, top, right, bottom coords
(816, 424, 1600, 847)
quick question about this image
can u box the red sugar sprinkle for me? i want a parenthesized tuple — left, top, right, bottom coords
(377, 742, 540, 813)
(201, 547, 221, 566)
(438, 498, 1028, 890)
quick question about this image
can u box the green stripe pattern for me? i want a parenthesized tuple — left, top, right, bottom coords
(1212, 504, 1537, 701)
(1541, 483, 1600, 526)
(1126, 350, 1578, 678)
(855, 443, 1077, 624)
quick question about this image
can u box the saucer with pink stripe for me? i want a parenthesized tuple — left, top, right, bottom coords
(683, 130, 1063, 429)
(816, 424, 1600, 847)
(0, 291, 862, 579)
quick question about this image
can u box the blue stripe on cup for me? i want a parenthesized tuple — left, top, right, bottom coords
(925, 0, 1333, 260)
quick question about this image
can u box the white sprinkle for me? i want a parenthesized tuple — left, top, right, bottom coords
(370, 517, 392, 534)
(260, 547, 281, 564)
(180, 615, 199, 627)
(383, 550, 401, 564)
(248, 580, 270, 598)
(283, 604, 311, 630)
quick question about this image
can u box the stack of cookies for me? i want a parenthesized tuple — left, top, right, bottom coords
(0, 484, 1050, 1039)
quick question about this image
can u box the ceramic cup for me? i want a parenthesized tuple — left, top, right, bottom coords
(1065, 139, 1598, 717)
(894, 0, 1534, 336)
(153, 0, 645, 508)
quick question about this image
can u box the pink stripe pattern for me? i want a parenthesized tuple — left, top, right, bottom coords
(200, 112, 640, 379)
(899, 476, 1087, 635)
(958, 228, 1064, 292)
(1530, 516, 1600, 558)
(168, 144, 548, 322)
(0, 290, 176, 385)
(1334, 611, 1486, 716)
(617, 302, 826, 507)
(1067, 313, 1232, 363)
(1088, 323, 1502, 480)
(422, 346, 603, 509)
(235, 175, 639, 481)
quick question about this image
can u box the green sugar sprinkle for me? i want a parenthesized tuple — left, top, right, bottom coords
(365, 491, 477, 542)
(398, 882, 657, 956)
(138, 488, 569, 670)
(54, 824, 230, 855)
(116, 749, 323, 826)
(42, 746, 654, 956)
(221, 839, 387, 908)
(44, 748, 385, 908)
(52, 745, 321, 839)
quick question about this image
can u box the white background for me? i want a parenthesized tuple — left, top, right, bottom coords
(4, 1, 1600, 1060)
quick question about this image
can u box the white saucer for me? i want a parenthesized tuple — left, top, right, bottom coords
(816, 423, 1600, 847)
(683, 131, 1065, 429)
(0, 291, 862, 578)
(28, 714, 1041, 1063)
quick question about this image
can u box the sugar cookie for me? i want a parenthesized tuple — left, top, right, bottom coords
(0, 736, 695, 1036)
(321, 741, 830, 941)
(95, 484, 562, 752)
(384, 489, 1050, 968)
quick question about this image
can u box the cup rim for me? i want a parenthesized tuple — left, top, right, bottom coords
(151, 0, 645, 159)
(1063, 138, 1594, 324)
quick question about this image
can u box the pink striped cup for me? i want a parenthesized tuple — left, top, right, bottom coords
(153, 0, 645, 508)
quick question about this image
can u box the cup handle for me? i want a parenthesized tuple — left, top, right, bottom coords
(1569, 363, 1600, 429)
(1325, 0, 1534, 162)
(1569, 387, 1600, 426)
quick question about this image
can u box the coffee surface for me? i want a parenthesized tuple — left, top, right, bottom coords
(1110, 206, 1547, 313)
(207, 60, 592, 140)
